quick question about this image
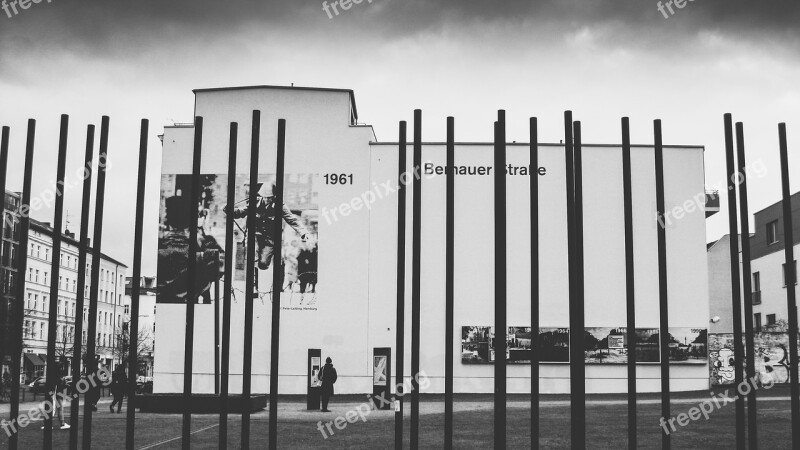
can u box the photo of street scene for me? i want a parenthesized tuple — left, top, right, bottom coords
(668, 328, 707, 364)
(584, 327, 628, 364)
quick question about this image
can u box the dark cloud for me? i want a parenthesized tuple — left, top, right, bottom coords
(0, 0, 798, 63)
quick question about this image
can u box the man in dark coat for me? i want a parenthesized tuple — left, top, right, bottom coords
(318, 357, 337, 412)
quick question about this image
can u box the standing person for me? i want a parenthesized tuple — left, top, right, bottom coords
(318, 357, 337, 412)
(110, 365, 127, 413)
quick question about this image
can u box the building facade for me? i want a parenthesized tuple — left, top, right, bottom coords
(749, 191, 800, 331)
(124, 276, 156, 378)
(20, 217, 128, 382)
(0, 191, 21, 376)
(154, 85, 713, 395)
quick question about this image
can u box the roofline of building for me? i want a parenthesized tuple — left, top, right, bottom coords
(753, 190, 800, 216)
(370, 142, 704, 149)
(706, 233, 755, 252)
(191, 84, 359, 122)
(29, 219, 128, 268)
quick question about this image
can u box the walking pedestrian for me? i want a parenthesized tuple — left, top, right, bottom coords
(110, 365, 127, 413)
(42, 363, 70, 430)
(318, 356, 337, 412)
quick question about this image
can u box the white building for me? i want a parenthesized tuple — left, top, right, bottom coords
(21, 218, 128, 381)
(124, 276, 156, 378)
(154, 85, 714, 394)
(749, 192, 800, 331)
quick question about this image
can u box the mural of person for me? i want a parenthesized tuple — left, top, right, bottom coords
(224, 182, 308, 271)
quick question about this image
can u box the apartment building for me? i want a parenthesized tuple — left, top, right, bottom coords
(20, 218, 128, 381)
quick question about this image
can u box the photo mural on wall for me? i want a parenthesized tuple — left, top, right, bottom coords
(461, 326, 708, 365)
(157, 173, 320, 308)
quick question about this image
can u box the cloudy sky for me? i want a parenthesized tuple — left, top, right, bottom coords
(0, 0, 798, 273)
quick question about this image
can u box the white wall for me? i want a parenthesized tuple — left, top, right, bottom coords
(155, 87, 710, 394)
(751, 242, 800, 326)
(367, 143, 710, 394)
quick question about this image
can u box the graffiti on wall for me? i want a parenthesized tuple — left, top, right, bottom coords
(708, 332, 800, 385)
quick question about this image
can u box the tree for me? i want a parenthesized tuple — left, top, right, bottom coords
(111, 323, 153, 376)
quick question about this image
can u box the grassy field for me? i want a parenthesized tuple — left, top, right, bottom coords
(3, 387, 794, 449)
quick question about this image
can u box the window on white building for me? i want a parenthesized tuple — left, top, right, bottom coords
(767, 220, 779, 245)
(784, 261, 797, 288)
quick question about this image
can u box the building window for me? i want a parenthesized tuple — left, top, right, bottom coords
(767, 220, 779, 245)
(26, 293, 31, 310)
(35, 269, 39, 283)
(767, 314, 777, 326)
(45, 248, 49, 261)
(784, 261, 797, 288)
(752, 272, 761, 304)
(39, 322, 44, 340)
(36, 245, 40, 258)
(33, 294, 38, 311)
(754, 313, 762, 332)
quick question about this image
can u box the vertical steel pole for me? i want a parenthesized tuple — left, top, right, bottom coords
(70, 124, 94, 450)
(181, 116, 203, 450)
(9, 119, 35, 450)
(125, 119, 149, 450)
(778, 123, 800, 446)
(621, 117, 637, 450)
(494, 112, 508, 449)
(214, 271, 220, 394)
(83, 116, 110, 450)
(44, 114, 69, 450)
(219, 122, 238, 449)
(444, 116, 455, 450)
(530, 117, 540, 450)
(0, 126, 8, 393)
(734, 122, 758, 449)
(394, 121, 407, 450)
(410, 109, 422, 450)
(723, 114, 746, 450)
(268, 118, 287, 450)
(571, 121, 586, 450)
(564, 111, 583, 449)
(654, 119, 671, 450)
(242, 112, 260, 449)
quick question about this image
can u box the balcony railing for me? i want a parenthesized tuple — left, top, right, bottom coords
(752, 291, 762, 305)
(705, 190, 720, 218)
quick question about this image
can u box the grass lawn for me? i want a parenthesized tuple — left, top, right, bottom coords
(4, 388, 794, 449)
